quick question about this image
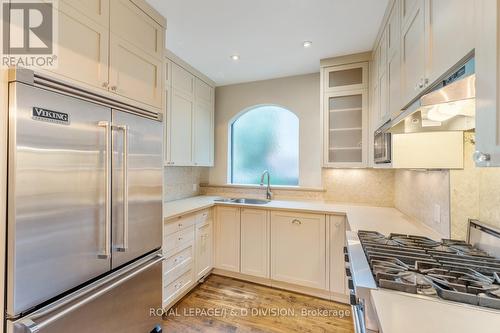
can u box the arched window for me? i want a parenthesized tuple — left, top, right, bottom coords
(230, 105, 299, 186)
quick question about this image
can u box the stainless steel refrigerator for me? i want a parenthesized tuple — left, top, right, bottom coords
(5, 70, 164, 333)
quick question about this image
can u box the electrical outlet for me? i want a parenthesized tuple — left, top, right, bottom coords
(192, 184, 198, 192)
(433, 204, 441, 225)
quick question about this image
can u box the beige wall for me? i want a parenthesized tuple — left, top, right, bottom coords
(394, 170, 451, 237)
(210, 73, 322, 187)
(164, 167, 209, 202)
(207, 72, 396, 207)
(450, 132, 500, 240)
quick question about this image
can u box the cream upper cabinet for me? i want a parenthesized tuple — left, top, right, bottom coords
(172, 64, 195, 97)
(214, 207, 240, 273)
(169, 89, 194, 166)
(379, 63, 390, 124)
(378, 30, 390, 124)
(270, 211, 326, 290)
(46, 2, 109, 91)
(401, 0, 427, 106)
(166, 58, 215, 166)
(387, 0, 401, 59)
(401, 0, 419, 27)
(193, 101, 214, 166)
(195, 78, 214, 105)
(426, 0, 475, 85)
(109, 35, 163, 109)
(108, 0, 164, 109)
(321, 58, 369, 168)
(193, 78, 214, 166)
(195, 215, 213, 280)
(110, 0, 164, 60)
(36, 0, 165, 115)
(61, 0, 110, 27)
(475, 0, 500, 166)
(323, 88, 368, 168)
(240, 209, 269, 279)
(400, 0, 475, 107)
(323, 63, 368, 93)
(388, 50, 402, 119)
(329, 215, 347, 299)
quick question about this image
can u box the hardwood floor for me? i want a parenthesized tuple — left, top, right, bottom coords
(162, 275, 354, 333)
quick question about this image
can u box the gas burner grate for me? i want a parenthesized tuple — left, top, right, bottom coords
(358, 230, 500, 310)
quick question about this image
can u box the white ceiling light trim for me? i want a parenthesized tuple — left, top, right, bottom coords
(303, 41, 313, 48)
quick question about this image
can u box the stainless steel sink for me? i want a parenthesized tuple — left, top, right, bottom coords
(231, 198, 270, 205)
(214, 198, 270, 205)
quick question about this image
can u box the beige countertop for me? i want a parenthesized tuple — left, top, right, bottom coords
(163, 196, 442, 239)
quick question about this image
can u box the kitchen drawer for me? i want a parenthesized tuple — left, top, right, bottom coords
(164, 244, 193, 275)
(196, 209, 211, 225)
(163, 255, 192, 286)
(163, 226, 195, 253)
(163, 269, 193, 305)
(164, 214, 196, 236)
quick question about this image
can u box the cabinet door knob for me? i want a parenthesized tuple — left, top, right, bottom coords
(111, 86, 118, 92)
(291, 219, 302, 225)
(473, 151, 491, 163)
(102, 82, 109, 88)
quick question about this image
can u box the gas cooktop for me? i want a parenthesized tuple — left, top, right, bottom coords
(358, 230, 500, 310)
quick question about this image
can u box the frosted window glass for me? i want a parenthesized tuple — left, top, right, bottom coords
(231, 106, 299, 186)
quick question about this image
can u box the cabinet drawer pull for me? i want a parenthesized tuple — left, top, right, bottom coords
(178, 223, 183, 227)
(291, 219, 302, 225)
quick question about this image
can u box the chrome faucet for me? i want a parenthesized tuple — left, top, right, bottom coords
(260, 170, 273, 200)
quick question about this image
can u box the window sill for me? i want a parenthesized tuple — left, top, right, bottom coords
(199, 183, 326, 192)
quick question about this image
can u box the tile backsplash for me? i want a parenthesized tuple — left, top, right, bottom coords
(450, 132, 500, 240)
(164, 167, 209, 202)
(322, 169, 394, 206)
(394, 169, 451, 237)
(201, 169, 395, 206)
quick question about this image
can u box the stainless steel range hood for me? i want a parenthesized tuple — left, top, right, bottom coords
(390, 56, 475, 134)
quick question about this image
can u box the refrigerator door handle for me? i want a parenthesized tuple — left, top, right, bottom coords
(98, 121, 112, 259)
(115, 124, 129, 252)
(13, 255, 164, 333)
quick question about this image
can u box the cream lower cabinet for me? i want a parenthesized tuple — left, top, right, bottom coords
(163, 208, 213, 309)
(270, 211, 326, 290)
(195, 210, 213, 280)
(214, 207, 241, 272)
(163, 214, 196, 308)
(240, 209, 269, 278)
(329, 215, 348, 301)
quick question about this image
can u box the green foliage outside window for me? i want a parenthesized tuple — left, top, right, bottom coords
(231, 105, 299, 186)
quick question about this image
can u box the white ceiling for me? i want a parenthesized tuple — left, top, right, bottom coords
(146, 0, 389, 86)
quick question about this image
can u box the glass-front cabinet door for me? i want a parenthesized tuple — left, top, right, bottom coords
(323, 63, 368, 93)
(323, 89, 368, 167)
